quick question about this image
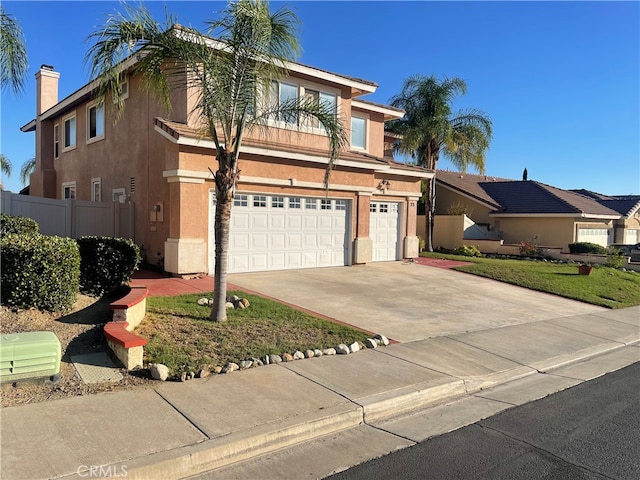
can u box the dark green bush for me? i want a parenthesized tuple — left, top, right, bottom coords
(77, 237, 141, 296)
(568, 242, 607, 254)
(0, 214, 39, 236)
(1, 233, 80, 312)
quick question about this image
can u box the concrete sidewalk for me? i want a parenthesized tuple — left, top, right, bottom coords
(1, 305, 638, 479)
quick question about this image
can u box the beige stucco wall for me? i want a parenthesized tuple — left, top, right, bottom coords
(435, 185, 493, 225)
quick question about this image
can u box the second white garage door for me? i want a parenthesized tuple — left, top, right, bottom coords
(370, 201, 401, 261)
(209, 192, 351, 274)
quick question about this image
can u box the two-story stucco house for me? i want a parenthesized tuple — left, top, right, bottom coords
(22, 49, 431, 276)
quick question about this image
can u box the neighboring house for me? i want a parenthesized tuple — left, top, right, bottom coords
(434, 170, 637, 250)
(21, 56, 431, 276)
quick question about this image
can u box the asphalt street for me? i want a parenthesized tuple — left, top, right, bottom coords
(326, 362, 640, 480)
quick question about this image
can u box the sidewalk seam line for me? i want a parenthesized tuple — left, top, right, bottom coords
(152, 388, 212, 441)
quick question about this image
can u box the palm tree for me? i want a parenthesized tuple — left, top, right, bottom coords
(387, 75, 492, 252)
(20, 156, 35, 185)
(0, 153, 11, 177)
(0, 6, 29, 94)
(86, 0, 346, 321)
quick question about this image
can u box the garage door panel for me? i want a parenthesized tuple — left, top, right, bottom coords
(209, 192, 350, 273)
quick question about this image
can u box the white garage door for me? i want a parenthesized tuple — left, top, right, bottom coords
(209, 192, 350, 273)
(626, 229, 638, 245)
(577, 228, 612, 247)
(370, 201, 401, 261)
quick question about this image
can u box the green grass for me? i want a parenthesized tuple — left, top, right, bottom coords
(421, 252, 640, 309)
(137, 290, 370, 375)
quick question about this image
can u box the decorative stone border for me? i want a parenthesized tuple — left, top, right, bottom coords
(104, 287, 149, 370)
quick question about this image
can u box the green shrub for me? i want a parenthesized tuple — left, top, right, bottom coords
(77, 236, 141, 296)
(605, 248, 624, 268)
(0, 214, 39, 236)
(568, 242, 607, 254)
(452, 245, 483, 257)
(1, 233, 80, 311)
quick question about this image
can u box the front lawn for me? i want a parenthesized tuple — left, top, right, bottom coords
(135, 290, 371, 375)
(421, 252, 640, 309)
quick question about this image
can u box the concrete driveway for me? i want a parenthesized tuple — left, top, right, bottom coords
(229, 262, 606, 342)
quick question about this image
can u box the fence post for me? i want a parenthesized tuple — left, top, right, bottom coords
(0, 190, 12, 214)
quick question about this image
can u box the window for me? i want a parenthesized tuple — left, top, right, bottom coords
(289, 197, 301, 209)
(321, 199, 332, 210)
(370, 203, 377, 213)
(302, 89, 337, 128)
(62, 182, 76, 200)
(274, 81, 298, 124)
(54, 124, 59, 159)
(112, 188, 126, 203)
(87, 103, 104, 141)
(351, 116, 366, 150)
(335, 200, 347, 211)
(91, 178, 101, 202)
(234, 194, 248, 207)
(272, 196, 284, 208)
(253, 195, 267, 207)
(63, 114, 76, 150)
(379, 203, 389, 213)
(305, 198, 317, 210)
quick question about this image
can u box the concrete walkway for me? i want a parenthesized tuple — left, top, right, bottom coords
(1, 263, 638, 480)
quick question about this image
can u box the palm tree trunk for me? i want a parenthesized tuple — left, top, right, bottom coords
(425, 177, 436, 252)
(211, 197, 231, 321)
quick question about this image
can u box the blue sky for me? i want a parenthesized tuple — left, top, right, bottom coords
(1, 1, 638, 195)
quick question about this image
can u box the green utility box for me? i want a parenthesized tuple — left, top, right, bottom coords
(0, 331, 61, 383)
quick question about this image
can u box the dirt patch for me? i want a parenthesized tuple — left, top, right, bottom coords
(1, 294, 155, 408)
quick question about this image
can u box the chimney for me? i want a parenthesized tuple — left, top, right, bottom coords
(35, 64, 59, 115)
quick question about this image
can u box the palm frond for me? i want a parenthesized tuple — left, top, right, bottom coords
(0, 7, 28, 94)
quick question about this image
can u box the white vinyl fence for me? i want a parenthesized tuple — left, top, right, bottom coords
(1, 191, 134, 240)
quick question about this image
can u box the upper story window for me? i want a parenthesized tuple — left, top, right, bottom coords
(87, 103, 104, 142)
(351, 116, 366, 150)
(63, 113, 76, 151)
(268, 80, 338, 130)
(54, 124, 59, 159)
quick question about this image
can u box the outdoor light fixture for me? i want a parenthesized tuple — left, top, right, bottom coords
(377, 179, 391, 191)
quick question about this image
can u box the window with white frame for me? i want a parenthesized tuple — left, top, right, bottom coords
(302, 89, 337, 128)
(351, 115, 366, 150)
(62, 182, 76, 200)
(268, 80, 337, 128)
(112, 188, 126, 203)
(253, 195, 267, 207)
(321, 199, 332, 210)
(305, 198, 317, 210)
(91, 178, 101, 202)
(234, 194, 248, 207)
(272, 196, 284, 208)
(54, 124, 59, 158)
(87, 103, 104, 142)
(335, 200, 347, 211)
(289, 197, 301, 209)
(63, 113, 76, 150)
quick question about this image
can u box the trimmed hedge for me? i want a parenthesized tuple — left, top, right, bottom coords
(568, 242, 608, 255)
(1, 233, 80, 312)
(0, 214, 39, 236)
(77, 236, 141, 296)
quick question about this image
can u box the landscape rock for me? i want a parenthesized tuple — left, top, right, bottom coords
(197, 369, 210, 378)
(240, 360, 253, 369)
(313, 349, 323, 357)
(323, 348, 336, 356)
(293, 350, 305, 360)
(349, 341, 360, 353)
(149, 363, 170, 381)
(213, 366, 223, 374)
(225, 302, 235, 309)
(365, 338, 377, 349)
(222, 362, 239, 374)
(252, 357, 264, 367)
(240, 298, 250, 308)
(282, 352, 294, 362)
(375, 334, 390, 346)
(269, 354, 282, 364)
(180, 372, 187, 382)
(197, 298, 210, 306)
(304, 350, 315, 358)
(336, 344, 350, 355)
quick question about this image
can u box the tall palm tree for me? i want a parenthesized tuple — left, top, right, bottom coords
(387, 75, 492, 252)
(86, 0, 346, 321)
(0, 6, 28, 94)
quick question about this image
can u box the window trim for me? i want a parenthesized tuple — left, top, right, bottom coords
(112, 188, 126, 203)
(91, 177, 101, 202)
(62, 181, 76, 200)
(62, 112, 77, 152)
(86, 102, 105, 144)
